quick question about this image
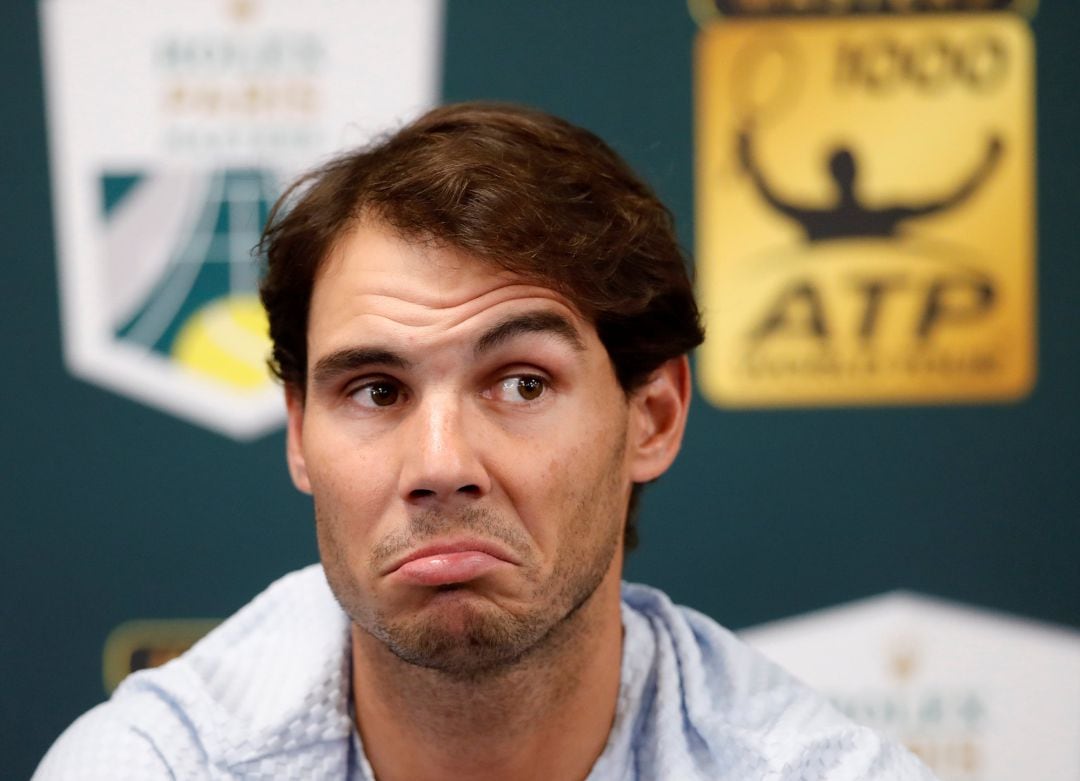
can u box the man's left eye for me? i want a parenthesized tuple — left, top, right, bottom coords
(495, 375, 547, 403)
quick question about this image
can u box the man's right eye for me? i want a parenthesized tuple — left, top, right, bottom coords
(351, 381, 401, 408)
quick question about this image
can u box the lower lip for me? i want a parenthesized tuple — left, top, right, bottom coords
(392, 551, 510, 586)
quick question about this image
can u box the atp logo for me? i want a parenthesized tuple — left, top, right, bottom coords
(737, 127, 1002, 346)
(695, 12, 1035, 407)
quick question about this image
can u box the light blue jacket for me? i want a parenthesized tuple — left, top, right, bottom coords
(35, 565, 936, 780)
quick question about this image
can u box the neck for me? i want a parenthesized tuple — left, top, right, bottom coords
(351, 567, 624, 781)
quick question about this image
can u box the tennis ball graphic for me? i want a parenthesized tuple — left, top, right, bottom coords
(172, 295, 272, 391)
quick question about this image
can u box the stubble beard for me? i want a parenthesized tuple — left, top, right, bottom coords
(315, 441, 627, 681)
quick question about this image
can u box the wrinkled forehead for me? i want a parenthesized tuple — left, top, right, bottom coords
(312, 219, 589, 321)
(305, 220, 598, 350)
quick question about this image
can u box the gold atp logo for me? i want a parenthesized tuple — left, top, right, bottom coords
(695, 13, 1035, 406)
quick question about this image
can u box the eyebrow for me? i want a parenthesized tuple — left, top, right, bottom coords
(473, 311, 586, 356)
(309, 311, 585, 386)
(311, 347, 411, 386)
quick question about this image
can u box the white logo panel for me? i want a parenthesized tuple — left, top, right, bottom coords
(742, 593, 1080, 781)
(40, 0, 444, 438)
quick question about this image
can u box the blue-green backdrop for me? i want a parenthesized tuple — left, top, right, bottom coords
(2, 2, 1077, 778)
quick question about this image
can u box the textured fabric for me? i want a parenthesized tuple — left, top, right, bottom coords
(34, 565, 936, 780)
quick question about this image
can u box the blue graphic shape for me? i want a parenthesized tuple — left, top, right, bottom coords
(102, 174, 144, 217)
(112, 169, 278, 356)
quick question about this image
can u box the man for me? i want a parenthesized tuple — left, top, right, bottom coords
(36, 103, 936, 780)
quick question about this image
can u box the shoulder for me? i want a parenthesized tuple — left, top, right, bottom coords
(33, 700, 175, 780)
(34, 565, 353, 779)
(618, 583, 937, 780)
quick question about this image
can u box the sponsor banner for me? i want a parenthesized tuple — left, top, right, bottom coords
(694, 13, 1035, 407)
(40, 0, 443, 438)
(103, 619, 221, 692)
(688, 0, 1038, 22)
(741, 593, 1080, 781)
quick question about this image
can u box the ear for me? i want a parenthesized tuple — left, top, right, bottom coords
(285, 385, 312, 494)
(627, 356, 692, 484)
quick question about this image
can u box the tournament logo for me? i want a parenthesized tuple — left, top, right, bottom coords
(40, 0, 443, 438)
(694, 5, 1035, 406)
(741, 592, 1080, 781)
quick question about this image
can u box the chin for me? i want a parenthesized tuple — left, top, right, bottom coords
(372, 592, 555, 678)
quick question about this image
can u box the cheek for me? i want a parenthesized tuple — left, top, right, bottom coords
(304, 434, 398, 540)
(506, 433, 625, 550)
(499, 447, 571, 536)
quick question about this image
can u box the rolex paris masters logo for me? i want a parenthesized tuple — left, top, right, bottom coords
(40, 0, 443, 438)
(83, 167, 282, 439)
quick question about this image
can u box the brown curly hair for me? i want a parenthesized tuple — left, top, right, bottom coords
(259, 102, 704, 548)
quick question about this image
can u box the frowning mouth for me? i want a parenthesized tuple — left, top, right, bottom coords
(383, 540, 520, 586)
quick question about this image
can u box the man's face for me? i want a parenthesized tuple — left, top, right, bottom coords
(286, 221, 670, 677)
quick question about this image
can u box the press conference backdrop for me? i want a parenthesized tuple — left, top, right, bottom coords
(2, 1, 1078, 779)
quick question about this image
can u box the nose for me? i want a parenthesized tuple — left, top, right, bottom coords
(399, 392, 491, 507)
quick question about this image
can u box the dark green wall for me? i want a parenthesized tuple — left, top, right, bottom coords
(3, 2, 1077, 778)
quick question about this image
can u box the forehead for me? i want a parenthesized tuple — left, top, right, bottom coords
(307, 221, 595, 353)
